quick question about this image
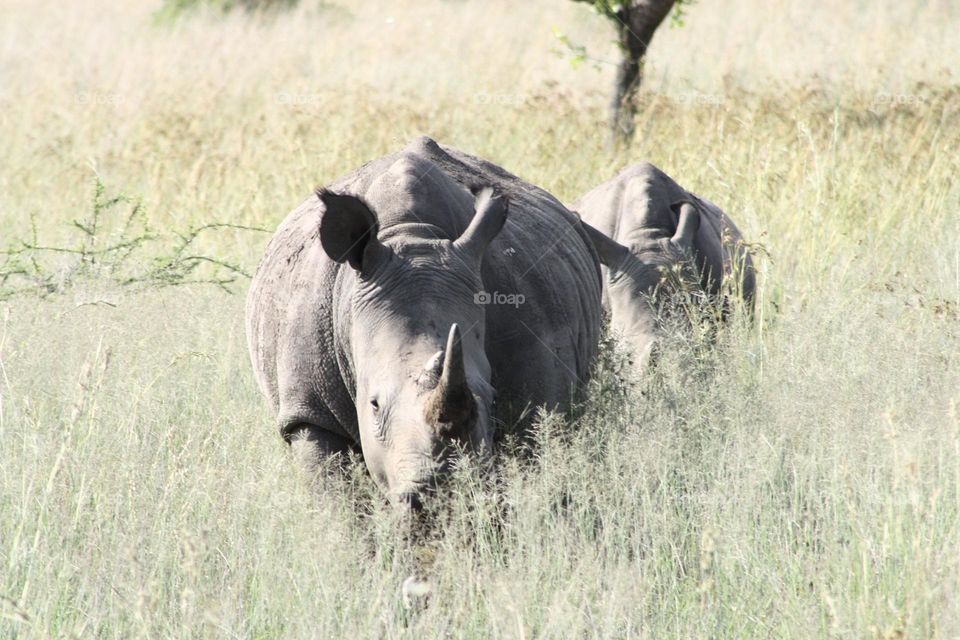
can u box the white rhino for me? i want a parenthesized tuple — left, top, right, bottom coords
(246, 136, 602, 510)
(572, 162, 756, 373)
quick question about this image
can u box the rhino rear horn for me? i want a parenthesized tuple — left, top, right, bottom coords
(454, 187, 508, 262)
(417, 349, 445, 390)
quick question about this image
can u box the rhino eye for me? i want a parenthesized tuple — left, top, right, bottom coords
(369, 398, 387, 441)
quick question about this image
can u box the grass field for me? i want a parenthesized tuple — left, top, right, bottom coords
(1, 0, 959, 637)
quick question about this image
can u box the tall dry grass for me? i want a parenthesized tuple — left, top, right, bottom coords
(1, 0, 958, 637)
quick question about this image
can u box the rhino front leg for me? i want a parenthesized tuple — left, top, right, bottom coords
(287, 425, 356, 480)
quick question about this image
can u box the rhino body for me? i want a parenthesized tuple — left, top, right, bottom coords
(572, 162, 755, 371)
(246, 136, 602, 507)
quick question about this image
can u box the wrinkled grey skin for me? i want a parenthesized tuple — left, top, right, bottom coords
(247, 137, 602, 509)
(571, 162, 755, 373)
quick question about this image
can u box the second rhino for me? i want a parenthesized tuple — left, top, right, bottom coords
(572, 162, 756, 373)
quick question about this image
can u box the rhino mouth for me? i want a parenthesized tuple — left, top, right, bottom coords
(389, 445, 468, 514)
(391, 476, 441, 515)
(395, 489, 426, 513)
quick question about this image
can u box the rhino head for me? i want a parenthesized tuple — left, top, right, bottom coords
(579, 201, 701, 373)
(317, 187, 508, 511)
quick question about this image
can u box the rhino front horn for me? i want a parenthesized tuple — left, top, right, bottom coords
(440, 324, 466, 391)
(426, 324, 477, 430)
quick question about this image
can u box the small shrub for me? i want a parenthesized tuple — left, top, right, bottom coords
(0, 177, 268, 301)
(156, 0, 298, 20)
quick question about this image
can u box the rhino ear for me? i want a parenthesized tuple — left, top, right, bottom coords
(454, 187, 508, 262)
(669, 200, 700, 251)
(317, 189, 387, 274)
(580, 220, 629, 269)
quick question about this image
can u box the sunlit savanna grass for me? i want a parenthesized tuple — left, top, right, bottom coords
(1, 0, 959, 637)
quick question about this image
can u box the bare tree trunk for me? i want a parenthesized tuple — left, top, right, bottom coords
(610, 0, 677, 143)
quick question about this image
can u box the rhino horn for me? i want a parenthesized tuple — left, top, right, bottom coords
(425, 324, 476, 431)
(417, 349, 445, 390)
(425, 349, 444, 377)
(440, 324, 467, 396)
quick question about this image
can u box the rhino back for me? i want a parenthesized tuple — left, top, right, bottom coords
(573, 162, 753, 297)
(426, 140, 603, 416)
(572, 162, 688, 247)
